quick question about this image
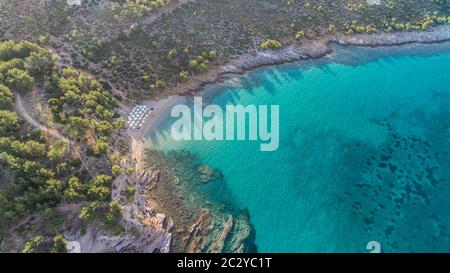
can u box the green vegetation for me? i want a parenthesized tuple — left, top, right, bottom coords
(126, 186, 136, 202)
(0, 40, 124, 252)
(22, 236, 45, 253)
(0, 84, 14, 109)
(3, 0, 448, 101)
(150, 79, 167, 91)
(32, 0, 448, 101)
(51, 234, 67, 253)
(294, 30, 305, 41)
(260, 39, 283, 50)
(0, 0, 450, 253)
(120, 0, 175, 19)
(0, 110, 19, 134)
(179, 70, 190, 81)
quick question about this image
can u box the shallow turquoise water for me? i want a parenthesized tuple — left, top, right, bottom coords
(147, 44, 450, 252)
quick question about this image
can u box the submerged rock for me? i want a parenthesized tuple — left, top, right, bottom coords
(197, 164, 223, 183)
(178, 209, 255, 253)
(143, 148, 257, 253)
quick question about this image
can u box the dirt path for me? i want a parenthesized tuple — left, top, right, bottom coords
(13, 92, 96, 177)
(14, 93, 71, 144)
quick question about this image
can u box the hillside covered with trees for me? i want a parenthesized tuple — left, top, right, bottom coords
(0, 40, 125, 252)
(2, 0, 450, 103)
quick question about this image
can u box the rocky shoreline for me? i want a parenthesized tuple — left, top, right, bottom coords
(120, 26, 450, 253)
(166, 25, 450, 98)
(140, 149, 257, 253)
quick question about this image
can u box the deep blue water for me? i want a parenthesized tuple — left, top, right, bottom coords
(147, 43, 450, 252)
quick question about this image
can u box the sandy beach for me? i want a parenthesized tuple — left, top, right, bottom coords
(127, 25, 450, 141)
(128, 95, 188, 142)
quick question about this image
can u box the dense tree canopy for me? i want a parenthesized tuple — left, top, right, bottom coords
(0, 84, 13, 109)
(0, 40, 42, 62)
(0, 110, 19, 134)
(0, 40, 123, 252)
(47, 67, 123, 148)
(0, 40, 56, 94)
(5, 68, 35, 92)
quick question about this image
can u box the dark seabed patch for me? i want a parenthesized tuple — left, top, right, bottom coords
(148, 45, 450, 252)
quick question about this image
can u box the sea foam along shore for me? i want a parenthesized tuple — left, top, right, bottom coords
(136, 24, 450, 138)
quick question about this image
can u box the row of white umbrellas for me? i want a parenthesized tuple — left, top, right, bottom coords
(127, 105, 152, 130)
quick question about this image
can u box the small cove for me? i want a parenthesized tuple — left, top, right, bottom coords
(146, 42, 450, 252)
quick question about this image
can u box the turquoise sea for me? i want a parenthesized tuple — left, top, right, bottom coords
(147, 43, 450, 252)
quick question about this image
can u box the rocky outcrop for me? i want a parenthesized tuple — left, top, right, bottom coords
(177, 209, 254, 253)
(61, 166, 174, 253)
(211, 215, 233, 253)
(111, 169, 173, 253)
(142, 148, 257, 253)
(197, 164, 223, 183)
(62, 220, 172, 253)
(181, 209, 211, 253)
